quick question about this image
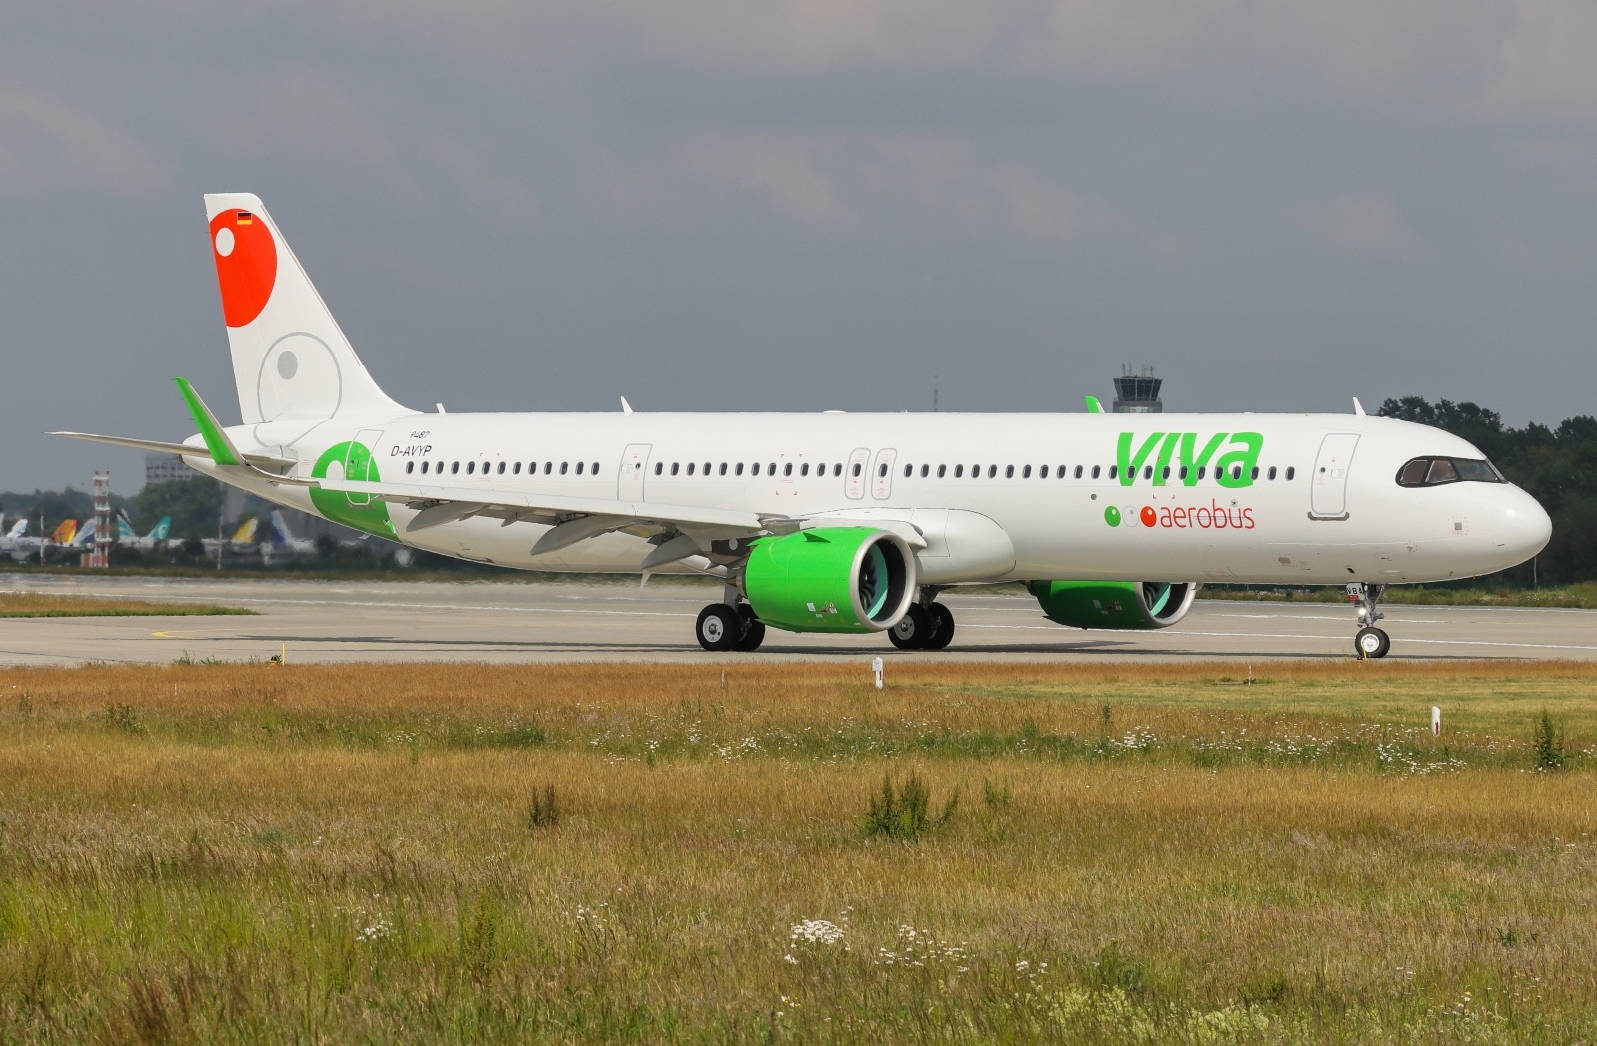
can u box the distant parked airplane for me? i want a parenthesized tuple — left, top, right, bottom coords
(54, 193, 1552, 657)
(115, 511, 171, 551)
(201, 517, 260, 557)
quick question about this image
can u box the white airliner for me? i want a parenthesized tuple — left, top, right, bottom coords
(54, 194, 1551, 657)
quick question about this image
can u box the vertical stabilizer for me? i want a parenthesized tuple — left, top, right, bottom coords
(203, 194, 408, 434)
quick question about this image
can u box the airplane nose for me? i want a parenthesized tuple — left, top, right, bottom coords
(1504, 486, 1553, 561)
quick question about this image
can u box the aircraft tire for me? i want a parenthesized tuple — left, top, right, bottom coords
(922, 602, 955, 651)
(887, 603, 931, 650)
(1354, 626, 1390, 660)
(696, 604, 740, 652)
(734, 605, 766, 651)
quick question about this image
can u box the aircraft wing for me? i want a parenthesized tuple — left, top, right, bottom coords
(303, 476, 766, 555)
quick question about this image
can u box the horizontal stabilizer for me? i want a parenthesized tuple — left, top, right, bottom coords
(49, 431, 296, 470)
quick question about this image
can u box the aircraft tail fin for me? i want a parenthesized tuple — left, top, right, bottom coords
(203, 193, 408, 429)
(151, 516, 171, 541)
(231, 517, 259, 544)
(269, 509, 294, 545)
(8, 519, 26, 539)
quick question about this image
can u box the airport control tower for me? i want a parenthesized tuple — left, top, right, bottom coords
(1112, 366, 1163, 413)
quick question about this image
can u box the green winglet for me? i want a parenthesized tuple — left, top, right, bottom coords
(1084, 394, 1104, 414)
(174, 377, 242, 467)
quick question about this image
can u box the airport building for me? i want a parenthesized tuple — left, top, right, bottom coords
(1112, 367, 1163, 413)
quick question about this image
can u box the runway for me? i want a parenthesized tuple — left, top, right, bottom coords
(3, 573, 1594, 666)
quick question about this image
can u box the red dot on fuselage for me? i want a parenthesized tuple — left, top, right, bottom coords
(1140, 506, 1158, 527)
(209, 210, 277, 328)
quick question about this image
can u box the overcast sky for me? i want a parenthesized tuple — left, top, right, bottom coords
(6, 2, 1597, 494)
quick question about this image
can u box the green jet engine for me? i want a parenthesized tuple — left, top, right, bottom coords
(1027, 580, 1198, 630)
(744, 527, 917, 633)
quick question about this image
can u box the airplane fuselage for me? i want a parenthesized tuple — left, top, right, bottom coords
(188, 408, 1549, 587)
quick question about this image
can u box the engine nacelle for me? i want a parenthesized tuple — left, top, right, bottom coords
(1027, 580, 1198, 630)
(745, 527, 917, 633)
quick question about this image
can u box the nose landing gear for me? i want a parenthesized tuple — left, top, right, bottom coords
(1348, 583, 1390, 659)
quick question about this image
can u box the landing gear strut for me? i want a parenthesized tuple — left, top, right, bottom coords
(887, 590, 956, 651)
(1347, 582, 1390, 659)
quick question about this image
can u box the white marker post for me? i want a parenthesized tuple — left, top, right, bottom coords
(1432, 706, 1442, 738)
(871, 657, 884, 690)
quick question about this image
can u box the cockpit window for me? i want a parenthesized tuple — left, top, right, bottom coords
(1425, 458, 1458, 484)
(1396, 456, 1504, 488)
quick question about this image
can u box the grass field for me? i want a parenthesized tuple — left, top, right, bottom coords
(0, 592, 255, 618)
(1, 661, 1594, 1042)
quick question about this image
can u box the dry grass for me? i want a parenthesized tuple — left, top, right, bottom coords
(1, 661, 1595, 1042)
(0, 592, 254, 617)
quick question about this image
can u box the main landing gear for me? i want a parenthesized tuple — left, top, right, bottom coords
(887, 592, 955, 651)
(695, 595, 766, 652)
(1347, 582, 1390, 659)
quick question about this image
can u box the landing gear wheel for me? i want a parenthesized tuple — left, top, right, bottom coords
(734, 604, 766, 651)
(923, 602, 955, 651)
(1355, 626, 1390, 660)
(696, 604, 740, 652)
(887, 603, 931, 650)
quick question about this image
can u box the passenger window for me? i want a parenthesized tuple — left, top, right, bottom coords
(985, 465, 995, 478)
(833, 464, 842, 477)
(406, 461, 414, 474)
(903, 464, 912, 478)
(513, 462, 521, 475)
(1091, 465, 1100, 479)
(1109, 465, 1118, 479)
(937, 465, 946, 478)
(879, 464, 888, 477)
(592, 463, 600, 475)
(769, 463, 776, 474)
(544, 462, 553, 475)
(654, 462, 663, 475)
(561, 462, 569, 475)
(1006, 465, 1015, 478)
(1286, 466, 1295, 480)
(1143, 466, 1153, 479)
(1074, 466, 1083, 479)
(720, 463, 728, 476)
(954, 465, 964, 478)
(1197, 466, 1206, 479)
(920, 465, 929, 478)
(466, 461, 476, 475)
(1267, 466, 1277, 480)
(1035, 465, 1044, 478)
(784, 463, 793, 476)
(688, 462, 697, 476)
(1231, 465, 1242, 480)
(801, 463, 810, 476)
(1178, 466, 1188, 480)
(671, 463, 680, 476)
(852, 463, 862, 477)
(451, 462, 460, 474)
(1161, 466, 1171, 480)
(574, 461, 583, 475)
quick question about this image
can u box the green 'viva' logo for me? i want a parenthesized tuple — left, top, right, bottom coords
(308, 441, 395, 538)
(1117, 431, 1263, 489)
